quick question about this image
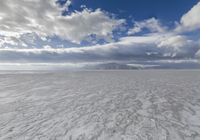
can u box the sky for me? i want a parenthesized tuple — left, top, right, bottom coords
(0, 0, 200, 69)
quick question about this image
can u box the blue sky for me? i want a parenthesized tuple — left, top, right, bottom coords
(0, 0, 200, 69)
(70, 0, 197, 20)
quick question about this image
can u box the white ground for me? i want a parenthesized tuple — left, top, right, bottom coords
(0, 70, 200, 140)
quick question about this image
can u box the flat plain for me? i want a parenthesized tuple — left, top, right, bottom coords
(0, 70, 200, 140)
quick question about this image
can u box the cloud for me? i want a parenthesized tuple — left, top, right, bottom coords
(0, 0, 125, 44)
(0, 62, 85, 70)
(0, 34, 199, 63)
(158, 35, 188, 48)
(195, 49, 200, 58)
(158, 35, 199, 58)
(43, 45, 52, 49)
(176, 1, 200, 32)
(128, 18, 166, 35)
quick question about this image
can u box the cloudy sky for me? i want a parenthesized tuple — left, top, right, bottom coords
(0, 0, 200, 69)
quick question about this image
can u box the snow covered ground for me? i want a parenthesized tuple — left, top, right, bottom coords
(0, 70, 200, 140)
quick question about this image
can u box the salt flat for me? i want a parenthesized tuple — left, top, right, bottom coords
(0, 70, 200, 140)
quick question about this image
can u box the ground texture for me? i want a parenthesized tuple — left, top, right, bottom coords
(0, 70, 200, 140)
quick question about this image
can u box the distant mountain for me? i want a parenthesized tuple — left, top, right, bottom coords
(84, 63, 140, 70)
(83, 61, 200, 70)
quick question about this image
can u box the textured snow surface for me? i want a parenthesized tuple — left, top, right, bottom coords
(0, 70, 200, 140)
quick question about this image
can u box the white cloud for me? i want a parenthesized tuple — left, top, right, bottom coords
(0, 0, 125, 44)
(0, 34, 198, 63)
(128, 18, 166, 35)
(158, 35, 191, 48)
(43, 45, 52, 49)
(176, 2, 200, 32)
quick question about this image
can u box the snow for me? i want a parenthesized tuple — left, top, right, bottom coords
(0, 70, 200, 140)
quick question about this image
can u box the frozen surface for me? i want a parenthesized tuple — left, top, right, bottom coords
(0, 70, 200, 140)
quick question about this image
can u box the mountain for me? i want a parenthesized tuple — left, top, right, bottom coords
(84, 62, 140, 70)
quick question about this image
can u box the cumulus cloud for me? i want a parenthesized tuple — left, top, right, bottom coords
(176, 1, 200, 32)
(128, 18, 166, 35)
(0, 0, 125, 44)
